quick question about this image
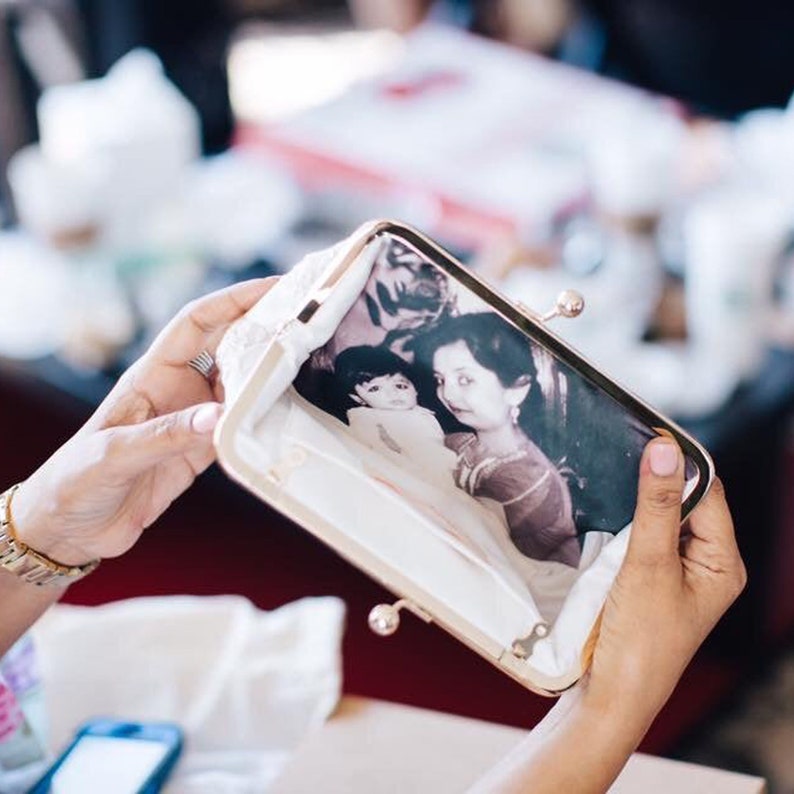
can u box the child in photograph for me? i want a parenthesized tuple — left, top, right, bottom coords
(334, 345, 457, 488)
(294, 236, 454, 415)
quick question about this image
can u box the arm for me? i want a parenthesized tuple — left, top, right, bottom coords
(469, 438, 746, 793)
(469, 686, 641, 794)
(0, 277, 276, 656)
(0, 573, 65, 658)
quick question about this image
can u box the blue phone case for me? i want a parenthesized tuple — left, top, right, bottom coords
(27, 718, 183, 794)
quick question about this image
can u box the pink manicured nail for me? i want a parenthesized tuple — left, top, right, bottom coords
(192, 404, 221, 434)
(649, 440, 679, 476)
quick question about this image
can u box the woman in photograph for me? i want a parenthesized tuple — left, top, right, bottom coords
(412, 312, 581, 568)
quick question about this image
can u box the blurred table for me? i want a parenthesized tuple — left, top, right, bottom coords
(272, 697, 766, 793)
(232, 23, 667, 250)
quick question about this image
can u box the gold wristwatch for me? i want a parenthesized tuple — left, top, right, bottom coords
(0, 485, 100, 586)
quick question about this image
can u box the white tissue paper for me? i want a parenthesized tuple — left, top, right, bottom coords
(31, 595, 346, 792)
(217, 238, 354, 403)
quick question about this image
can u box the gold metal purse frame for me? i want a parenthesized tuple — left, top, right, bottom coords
(215, 220, 714, 696)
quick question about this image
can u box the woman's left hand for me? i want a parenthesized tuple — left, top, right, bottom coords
(10, 278, 276, 567)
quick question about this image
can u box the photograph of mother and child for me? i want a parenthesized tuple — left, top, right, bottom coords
(293, 234, 652, 584)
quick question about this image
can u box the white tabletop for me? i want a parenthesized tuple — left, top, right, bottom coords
(273, 697, 766, 793)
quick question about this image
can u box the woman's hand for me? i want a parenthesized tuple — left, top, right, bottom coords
(583, 438, 746, 735)
(470, 437, 746, 793)
(9, 278, 276, 567)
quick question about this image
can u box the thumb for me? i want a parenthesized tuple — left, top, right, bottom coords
(626, 437, 685, 565)
(105, 402, 223, 475)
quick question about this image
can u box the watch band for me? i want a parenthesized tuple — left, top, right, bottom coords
(0, 485, 100, 586)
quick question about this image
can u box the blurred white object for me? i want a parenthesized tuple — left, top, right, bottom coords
(598, 342, 740, 418)
(35, 49, 201, 249)
(679, 120, 734, 193)
(586, 101, 685, 218)
(734, 108, 794, 210)
(32, 595, 345, 792)
(0, 232, 72, 358)
(249, 24, 670, 245)
(184, 152, 303, 269)
(684, 186, 790, 380)
(502, 227, 662, 362)
(495, 225, 755, 416)
(12, 6, 84, 88)
(60, 265, 137, 371)
(229, 25, 404, 125)
(130, 254, 207, 333)
(7, 144, 105, 243)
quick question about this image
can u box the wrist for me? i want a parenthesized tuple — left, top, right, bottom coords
(549, 689, 651, 791)
(10, 481, 97, 568)
(469, 686, 652, 794)
(578, 676, 660, 749)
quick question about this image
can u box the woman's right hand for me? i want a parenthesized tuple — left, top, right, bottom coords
(582, 437, 746, 736)
(470, 437, 746, 793)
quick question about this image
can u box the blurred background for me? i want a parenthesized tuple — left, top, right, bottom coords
(0, 0, 793, 788)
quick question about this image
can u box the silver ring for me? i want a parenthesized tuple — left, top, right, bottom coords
(187, 349, 216, 380)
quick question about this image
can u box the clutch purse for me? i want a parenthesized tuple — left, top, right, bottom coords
(215, 220, 712, 695)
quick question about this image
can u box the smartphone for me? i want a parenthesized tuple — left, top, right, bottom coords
(27, 718, 182, 794)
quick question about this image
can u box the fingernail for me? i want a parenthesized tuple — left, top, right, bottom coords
(649, 440, 679, 477)
(192, 404, 221, 434)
